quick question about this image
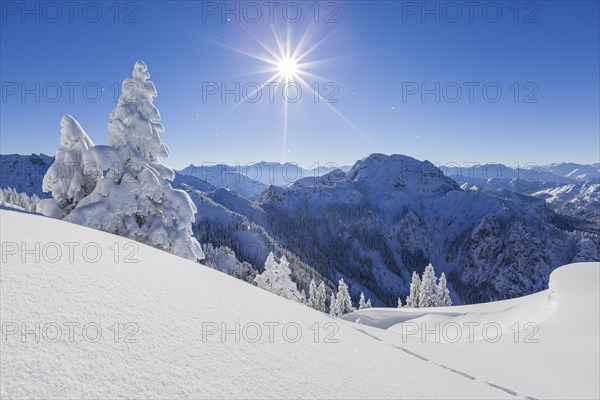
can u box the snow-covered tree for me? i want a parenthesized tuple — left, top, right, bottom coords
(405, 271, 421, 307)
(202, 243, 256, 283)
(315, 281, 327, 312)
(573, 236, 598, 262)
(299, 289, 307, 304)
(437, 272, 452, 306)
(64, 61, 203, 261)
(330, 278, 354, 317)
(358, 292, 372, 309)
(37, 115, 100, 218)
(307, 279, 328, 312)
(397, 297, 403, 308)
(328, 292, 337, 316)
(418, 263, 438, 308)
(254, 252, 304, 302)
(308, 279, 318, 309)
(0, 188, 40, 212)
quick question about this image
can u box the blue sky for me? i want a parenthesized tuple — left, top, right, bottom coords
(1, 1, 598, 169)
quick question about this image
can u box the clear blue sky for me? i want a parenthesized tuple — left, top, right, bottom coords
(1, 1, 598, 169)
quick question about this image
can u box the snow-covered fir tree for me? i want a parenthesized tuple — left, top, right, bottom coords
(330, 278, 354, 317)
(358, 292, 372, 309)
(300, 289, 307, 304)
(37, 115, 100, 218)
(418, 263, 438, 308)
(437, 272, 452, 306)
(307, 279, 328, 311)
(397, 297, 403, 308)
(405, 271, 421, 307)
(64, 61, 203, 261)
(315, 281, 327, 312)
(573, 236, 598, 262)
(308, 279, 318, 309)
(254, 252, 304, 302)
(0, 188, 40, 212)
(202, 243, 256, 283)
(328, 292, 337, 317)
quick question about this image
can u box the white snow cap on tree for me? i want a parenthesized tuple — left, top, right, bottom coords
(328, 292, 337, 316)
(418, 263, 438, 308)
(64, 61, 203, 261)
(315, 281, 327, 312)
(308, 279, 318, 309)
(202, 243, 256, 283)
(437, 272, 452, 306)
(308, 279, 328, 312)
(405, 271, 421, 308)
(1, 188, 40, 212)
(37, 115, 100, 218)
(331, 278, 354, 317)
(359, 292, 372, 309)
(108, 60, 174, 180)
(254, 253, 304, 302)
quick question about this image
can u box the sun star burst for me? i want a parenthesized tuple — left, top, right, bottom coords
(208, 24, 376, 159)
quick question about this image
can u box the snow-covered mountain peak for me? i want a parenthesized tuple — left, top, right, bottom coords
(290, 168, 348, 189)
(346, 153, 460, 195)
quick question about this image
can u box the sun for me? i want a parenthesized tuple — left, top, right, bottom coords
(208, 24, 376, 159)
(277, 57, 299, 81)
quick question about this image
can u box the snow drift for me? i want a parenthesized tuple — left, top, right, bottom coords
(1, 209, 598, 398)
(344, 262, 600, 399)
(1, 209, 514, 399)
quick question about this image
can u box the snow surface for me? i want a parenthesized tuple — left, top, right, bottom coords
(1, 209, 519, 399)
(344, 262, 600, 399)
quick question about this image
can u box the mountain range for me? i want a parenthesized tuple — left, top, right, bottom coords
(1, 152, 598, 306)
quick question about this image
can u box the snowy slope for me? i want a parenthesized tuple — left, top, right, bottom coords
(1, 209, 514, 399)
(444, 162, 599, 226)
(539, 162, 600, 182)
(443, 162, 598, 189)
(531, 183, 600, 224)
(344, 262, 600, 399)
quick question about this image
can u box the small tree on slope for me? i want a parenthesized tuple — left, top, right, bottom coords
(405, 271, 421, 307)
(37, 115, 100, 218)
(437, 272, 452, 306)
(418, 263, 438, 308)
(307, 279, 326, 310)
(254, 253, 304, 302)
(358, 292, 372, 309)
(65, 61, 203, 261)
(308, 279, 318, 309)
(331, 278, 354, 317)
(315, 281, 327, 312)
(328, 292, 337, 316)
